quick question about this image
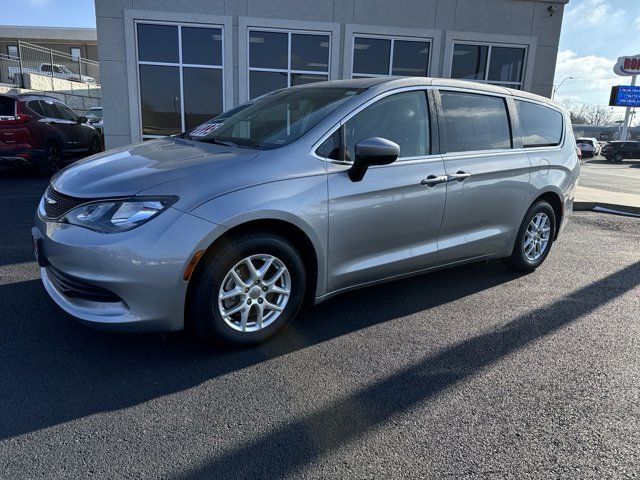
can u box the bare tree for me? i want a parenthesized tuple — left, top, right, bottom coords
(562, 101, 617, 126)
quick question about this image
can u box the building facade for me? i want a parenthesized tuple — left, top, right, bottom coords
(95, 0, 568, 149)
(0, 25, 98, 61)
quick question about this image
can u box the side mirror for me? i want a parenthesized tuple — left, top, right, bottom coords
(77, 116, 88, 124)
(348, 137, 400, 182)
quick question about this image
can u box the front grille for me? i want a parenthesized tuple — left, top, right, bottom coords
(46, 266, 122, 303)
(43, 187, 91, 219)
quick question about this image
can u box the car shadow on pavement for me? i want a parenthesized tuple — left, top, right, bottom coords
(0, 259, 526, 441)
(171, 259, 640, 479)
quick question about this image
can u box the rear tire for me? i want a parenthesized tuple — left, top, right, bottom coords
(89, 136, 101, 155)
(502, 200, 556, 272)
(614, 153, 623, 163)
(188, 232, 306, 345)
(37, 141, 61, 176)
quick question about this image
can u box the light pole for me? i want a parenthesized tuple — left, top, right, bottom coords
(552, 76, 574, 100)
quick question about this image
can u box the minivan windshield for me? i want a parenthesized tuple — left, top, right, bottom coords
(194, 87, 363, 149)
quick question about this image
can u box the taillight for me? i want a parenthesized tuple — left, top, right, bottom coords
(576, 146, 582, 160)
(15, 101, 31, 124)
(0, 101, 30, 124)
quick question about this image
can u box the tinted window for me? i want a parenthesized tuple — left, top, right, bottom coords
(137, 24, 178, 63)
(516, 100, 563, 148)
(41, 64, 52, 72)
(55, 102, 78, 121)
(27, 100, 43, 116)
(250, 70, 288, 100)
(440, 91, 511, 153)
(353, 37, 391, 75)
(181, 27, 222, 66)
(183, 67, 223, 130)
(345, 91, 429, 161)
(488, 47, 525, 83)
(39, 99, 60, 118)
(139, 64, 181, 136)
(451, 44, 488, 80)
(316, 129, 341, 160)
(249, 31, 287, 69)
(291, 34, 330, 72)
(392, 41, 430, 76)
(0, 97, 15, 117)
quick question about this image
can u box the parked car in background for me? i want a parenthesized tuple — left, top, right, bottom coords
(8, 63, 96, 84)
(601, 141, 640, 162)
(33, 78, 579, 345)
(576, 137, 599, 158)
(85, 106, 103, 133)
(0, 93, 102, 174)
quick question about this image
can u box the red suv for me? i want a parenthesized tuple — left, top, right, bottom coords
(0, 94, 102, 175)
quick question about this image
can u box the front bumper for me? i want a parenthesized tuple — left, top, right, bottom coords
(34, 203, 225, 332)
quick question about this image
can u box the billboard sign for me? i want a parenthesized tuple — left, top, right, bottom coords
(609, 85, 640, 107)
(613, 54, 640, 76)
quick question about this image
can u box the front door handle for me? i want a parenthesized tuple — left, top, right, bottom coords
(421, 175, 449, 187)
(447, 171, 472, 182)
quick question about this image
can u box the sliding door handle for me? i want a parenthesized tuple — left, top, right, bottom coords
(447, 171, 472, 182)
(421, 175, 449, 187)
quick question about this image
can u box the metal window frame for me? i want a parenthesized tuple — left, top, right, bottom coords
(351, 34, 433, 78)
(247, 27, 332, 100)
(134, 20, 226, 140)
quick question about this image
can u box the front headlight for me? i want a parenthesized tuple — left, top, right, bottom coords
(62, 196, 178, 233)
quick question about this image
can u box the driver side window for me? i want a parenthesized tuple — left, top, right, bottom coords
(344, 91, 430, 162)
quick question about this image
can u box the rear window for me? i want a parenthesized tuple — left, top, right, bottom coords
(577, 139, 594, 146)
(516, 100, 563, 148)
(0, 97, 15, 118)
(440, 91, 512, 153)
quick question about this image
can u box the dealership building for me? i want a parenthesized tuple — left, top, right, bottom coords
(95, 0, 568, 149)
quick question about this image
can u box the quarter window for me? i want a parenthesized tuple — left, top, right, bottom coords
(315, 129, 341, 160)
(516, 100, 563, 148)
(452, 43, 526, 89)
(344, 91, 430, 161)
(440, 91, 511, 153)
(352, 36, 430, 78)
(136, 22, 224, 138)
(248, 30, 330, 99)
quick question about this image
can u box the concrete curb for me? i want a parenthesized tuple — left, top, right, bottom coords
(574, 201, 640, 218)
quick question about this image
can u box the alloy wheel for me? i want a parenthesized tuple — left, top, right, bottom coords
(217, 254, 291, 332)
(523, 212, 551, 261)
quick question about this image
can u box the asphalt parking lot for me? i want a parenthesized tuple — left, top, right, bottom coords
(579, 157, 640, 196)
(1, 170, 639, 479)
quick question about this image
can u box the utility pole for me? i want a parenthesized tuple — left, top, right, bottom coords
(621, 74, 637, 141)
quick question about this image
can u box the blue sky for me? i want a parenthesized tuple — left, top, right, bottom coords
(3, 0, 638, 110)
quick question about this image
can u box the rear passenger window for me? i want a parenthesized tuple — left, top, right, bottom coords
(440, 91, 511, 153)
(39, 99, 60, 118)
(516, 100, 563, 148)
(28, 101, 43, 116)
(345, 91, 430, 161)
(0, 97, 15, 118)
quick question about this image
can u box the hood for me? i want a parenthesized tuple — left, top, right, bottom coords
(51, 137, 261, 198)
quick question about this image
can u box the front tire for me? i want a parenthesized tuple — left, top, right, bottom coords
(503, 200, 556, 272)
(614, 153, 623, 163)
(189, 233, 306, 345)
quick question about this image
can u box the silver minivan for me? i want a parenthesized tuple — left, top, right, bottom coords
(33, 77, 580, 344)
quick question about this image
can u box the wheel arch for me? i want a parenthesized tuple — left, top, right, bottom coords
(532, 190, 563, 240)
(185, 217, 321, 315)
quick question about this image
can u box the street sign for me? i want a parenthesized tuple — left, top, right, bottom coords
(609, 85, 640, 107)
(613, 54, 640, 76)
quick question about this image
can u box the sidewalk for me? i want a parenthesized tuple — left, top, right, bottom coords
(575, 185, 640, 216)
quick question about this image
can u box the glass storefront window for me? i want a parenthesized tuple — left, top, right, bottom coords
(248, 29, 330, 99)
(452, 43, 526, 88)
(352, 36, 431, 78)
(136, 22, 224, 138)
